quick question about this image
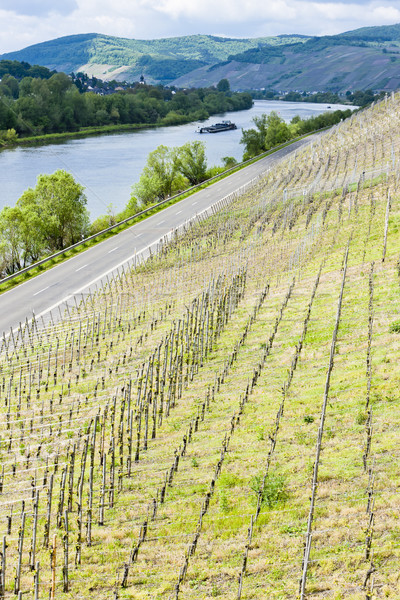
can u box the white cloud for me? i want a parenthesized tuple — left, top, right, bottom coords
(139, 0, 399, 30)
(0, 0, 399, 54)
(371, 5, 400, 20)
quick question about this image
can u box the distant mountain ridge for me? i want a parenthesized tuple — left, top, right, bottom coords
(2, 24, 400, 92)
(174, 24, 400, 92)
(0, 33, 307, 85)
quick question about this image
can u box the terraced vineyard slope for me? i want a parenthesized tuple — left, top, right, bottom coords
(0, 93, 400, 599)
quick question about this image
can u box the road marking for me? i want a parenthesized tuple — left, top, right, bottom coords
(33, 286, 49, 296)
(3, 135, 315, 339)
(157, 220, 165, 225)
(175, 210, 182, 215)
(108, 247, 119, 253)
(75, 264, 88, 272)
(136, 233, 143, 237)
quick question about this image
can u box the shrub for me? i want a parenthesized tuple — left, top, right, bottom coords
(356, 411, 367, 425)
(219, 490, 230, 513)
(250, 472, 289, 508)
(389, 319, 400, 333)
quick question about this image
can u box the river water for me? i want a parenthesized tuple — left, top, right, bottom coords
(0, 100, 350, 220)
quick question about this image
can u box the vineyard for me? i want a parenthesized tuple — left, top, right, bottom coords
(0, 93, 400, 599)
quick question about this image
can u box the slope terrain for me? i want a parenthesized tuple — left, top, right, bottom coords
(0, 33, 305, 84)
(172, 44, 400, 92)
(172, 25, 400, 91)
(0, 95, 399, 599)
(2, 24, 400, 91)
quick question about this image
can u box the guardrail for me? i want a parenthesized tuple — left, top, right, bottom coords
(0, 129, 322, 287)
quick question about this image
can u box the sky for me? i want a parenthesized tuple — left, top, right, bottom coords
(0, 0, 400, 54)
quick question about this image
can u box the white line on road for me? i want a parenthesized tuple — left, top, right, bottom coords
(175, 210, 182, 215)
(108, 247, 119, 253)
(3, 136, 315, 339)
(33, 286, 49, 296)
(157, 220, 165, 225)
(75, 264, 88, 272)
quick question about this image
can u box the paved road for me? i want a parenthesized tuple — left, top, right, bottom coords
(0, 136, 314, 336)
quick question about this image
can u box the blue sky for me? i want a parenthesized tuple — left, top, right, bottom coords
(0, 0, 399, 53)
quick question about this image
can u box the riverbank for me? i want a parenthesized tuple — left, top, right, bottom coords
(0, 131, 319, 294)
(0, 115, 200, 149)
(0, 98, 355, 151)
(0, 99, 354, 219)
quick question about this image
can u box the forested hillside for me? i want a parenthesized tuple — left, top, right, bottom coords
(0, 92, 399, 598)
(3, 24, 400, 91)
(0, 33, 306, 84)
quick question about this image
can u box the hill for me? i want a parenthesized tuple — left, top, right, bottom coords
(173, 23, 400, 91)
(0, 33, 306, 85)
(3, 24, 400, 91)
(0, 92, 399, 598)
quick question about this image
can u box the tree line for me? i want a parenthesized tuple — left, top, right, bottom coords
(0, 107, 352, 277)
(0, 61, 252, 140)
(240, 109, 352, 160)
(0, 139, 234, 276)
(92, 141, 238, 233)
(250, 89, 385, 107)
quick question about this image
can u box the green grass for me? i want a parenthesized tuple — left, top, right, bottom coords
(0, 93, 400, 599)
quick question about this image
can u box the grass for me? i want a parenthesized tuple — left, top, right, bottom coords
(0, 94, 399, 599)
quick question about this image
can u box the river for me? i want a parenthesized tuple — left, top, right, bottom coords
(0, 100, 350, 220)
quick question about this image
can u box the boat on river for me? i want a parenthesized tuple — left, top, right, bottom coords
(197, 120, 237, 133)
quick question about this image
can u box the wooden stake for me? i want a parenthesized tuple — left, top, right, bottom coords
(50, 535, 56, 600)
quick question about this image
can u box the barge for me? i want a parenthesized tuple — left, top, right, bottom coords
(198, 120, 237, 133)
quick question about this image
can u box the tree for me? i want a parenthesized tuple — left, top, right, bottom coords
(16, 188, 46, 262)
(176, 141, 208, 186)
(240, 111, 291, 159)
(0, 187, 50, 275)
(117, 196, 141, 222)
(47, 72, 73, 99)
(0, 128, 18, 146)
(0, 74, 19, 99)
(0, 171, 89, 274)
(0, 97, 17, 131)
(0, 206, 24, 274)
(19, 77, 33, 98)
(264, 111, 291, 149)
(221, 156, 238, 169)
(22, 170, 89, 252)
(132, 145, 186, 205)
(217, 78, 230, 93)
(240, 114, 268, 159)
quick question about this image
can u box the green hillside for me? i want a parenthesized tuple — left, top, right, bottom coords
(173, 30, 400, 92)
(3, 23, 400, 90)
(340, 22, 400, 42)
(0, 93, 399, 599)
(173, 23, 400, 91)
(0, 33, 307, 84)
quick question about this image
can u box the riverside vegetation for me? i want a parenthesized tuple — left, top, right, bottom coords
(0, 60, 252, 145)
(0, 139, 235, 277)
(0, 103, 351, 277)
(0, 91, 399, 599)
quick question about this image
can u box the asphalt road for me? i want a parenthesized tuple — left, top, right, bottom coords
(0, 136, 315, 336)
